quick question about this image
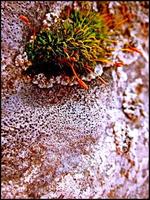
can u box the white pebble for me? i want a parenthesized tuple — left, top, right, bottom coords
(94, 64, 103, 76)
(47, 83, 53, 88)
(32, 80, 38, 84)
(89, 73, 96, 79)
(46, 13, 51, 21)
(43, 19, 48, 25)
(81, 76, 87, 81)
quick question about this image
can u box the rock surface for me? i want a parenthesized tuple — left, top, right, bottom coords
(1, 1, 149, 199)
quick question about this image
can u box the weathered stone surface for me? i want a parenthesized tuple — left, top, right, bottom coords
(1, 1, 149, 199)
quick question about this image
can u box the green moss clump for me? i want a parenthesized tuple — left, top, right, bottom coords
(22, 3, 119, 89)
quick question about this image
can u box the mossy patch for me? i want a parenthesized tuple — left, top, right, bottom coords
(19, 2, 141, 89)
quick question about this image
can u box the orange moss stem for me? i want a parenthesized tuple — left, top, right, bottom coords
(98, 76, 108, 85)
(19, 15, 36, 36)
(114, 18, 128, 28)
(68, 62, 88, 90)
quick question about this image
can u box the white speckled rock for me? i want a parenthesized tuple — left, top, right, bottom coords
(1, 1, 149, 199)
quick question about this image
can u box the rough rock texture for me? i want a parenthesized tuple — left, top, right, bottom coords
(1, 1, 149, 199)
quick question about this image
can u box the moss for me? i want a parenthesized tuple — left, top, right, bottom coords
(19, 2, 141, 89)
(27, 9, 111, 67)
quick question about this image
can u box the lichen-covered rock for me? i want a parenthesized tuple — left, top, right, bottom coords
(122, 78, 145, 121)
(1, 1, 149, 199)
